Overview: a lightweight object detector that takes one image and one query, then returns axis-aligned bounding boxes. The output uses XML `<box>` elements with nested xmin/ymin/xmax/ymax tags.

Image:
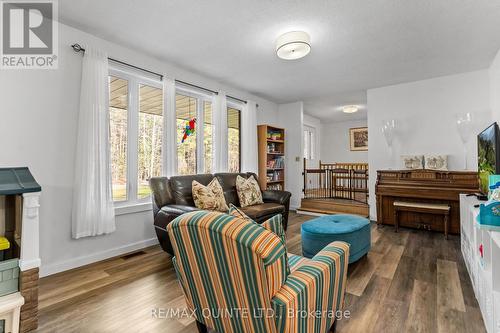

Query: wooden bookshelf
<box><xmin>257</xmin><ymin>125</ymin><xmax>285</xmax><ymax>191</ymax></box>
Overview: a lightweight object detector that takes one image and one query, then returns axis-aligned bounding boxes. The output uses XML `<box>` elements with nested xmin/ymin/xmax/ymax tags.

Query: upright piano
<box><xmin>375</xmin><ymin>169</ymin><xmax>479</xmax><ymax>234</ymax></box>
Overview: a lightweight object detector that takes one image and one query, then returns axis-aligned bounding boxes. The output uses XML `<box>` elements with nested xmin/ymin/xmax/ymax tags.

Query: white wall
<box><xmin>303</xmin><ymin>114</ymin><xmax>322</xmax><ymax>168</ymax></box>
<box><xmin>367</xmin><ymin>70</ymin><xmax>491</xmax><ymax>219</ymax></box>
<box><xmin>0</xmin><ymin>23</ymin><xmax>278</xmax><ymax>276</ymax></box>
<box><xmin>257</xmin><ymin>106</ymin><xmax>279</xmax><ymax>126</ymax></box>
<box><xmin>278</xmin><ymin>102</ymin><xmax>304</xmax><ymax>209</ymax></box>
<box><xmin>321</xmin><ymin>119</ymin><xmax>368</xmax><ymax>164</ymax></box>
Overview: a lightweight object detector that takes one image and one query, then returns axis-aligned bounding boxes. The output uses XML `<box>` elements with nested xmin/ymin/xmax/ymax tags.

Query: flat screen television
<box><xmin>478</xmin><ymin>122</ymin><xmax>500</xmax><ymax>195</ymax></box>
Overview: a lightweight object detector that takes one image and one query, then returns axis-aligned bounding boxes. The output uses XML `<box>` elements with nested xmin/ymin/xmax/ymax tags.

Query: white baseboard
<box><xmin>295</xmin><ymin>210</ymin><xmax>327</xmax><ymax>217</ymax></box>
<box><xmin>39</xmin><ymin>237</ymin><xmax>159</xmax><ymax>277</ymax></box>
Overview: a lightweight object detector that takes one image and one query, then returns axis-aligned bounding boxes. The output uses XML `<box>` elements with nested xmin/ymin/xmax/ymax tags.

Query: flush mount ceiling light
<box><xmin>276</xmin><ymin>31</ymin><xmax>311</xmax><ymax>60</ymax></box>
<box><xmin>343</xmin><ymin>105</ymin><xmax>359</xmax><ymax>114</ymax></box>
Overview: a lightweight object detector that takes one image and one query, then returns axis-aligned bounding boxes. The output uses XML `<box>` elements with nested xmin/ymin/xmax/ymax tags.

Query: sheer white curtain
<box><xmin>163</xmin><ymin>78</ymin><xmax>177</xmax><ymax>177</ymax></box>
<box><xmin>241</xmin><ymin>101</ymin><xmax>258</xmax><ymax>173</ymax></box>
<box><xmin>214</xmin><ymin>92</ymin><xmax>228</xmax><ymax>173</ymax></box>
<box><xmin>72</xmin><ymin>46</ymin><xmax>116</xmax><ymax>239</ymax></box>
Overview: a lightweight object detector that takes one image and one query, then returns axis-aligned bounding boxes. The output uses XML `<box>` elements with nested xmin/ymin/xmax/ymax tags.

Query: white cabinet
<box><xmin>460</xmin><ymin>194</ymin><xmax>500</xmax><ymax>333</ymax></box>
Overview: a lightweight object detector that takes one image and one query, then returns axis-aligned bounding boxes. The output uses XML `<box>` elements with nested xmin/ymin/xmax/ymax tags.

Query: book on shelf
<box><xmin>267</xmin><ymin>156</ymin><xmax>285</xmax><ymax>169</ymax></box>
<box><xmin>258</xmin><ymin>124</ymin><xmax>285</xmax><ymax>191</ymax></box>
<box><xmin>267</xmin><ymin>183</ymin><xmax>283</xmax><ymax>191</ymax></box>
<box><xmin>266</xmin><ymin>142</ymin><xmax>283</xmax><ymax>153</ymax></box>
<box><xmin>266</xmin><ymin>170</ymin><xmax>283</xmax><ymax>182</ymax></box>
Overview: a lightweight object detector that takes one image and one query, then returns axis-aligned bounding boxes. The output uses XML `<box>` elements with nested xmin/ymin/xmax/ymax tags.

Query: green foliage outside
<box><xmin>109</xmin><ymin>98</ymin><xmax>240</xmax><ymax>201</ymax></box>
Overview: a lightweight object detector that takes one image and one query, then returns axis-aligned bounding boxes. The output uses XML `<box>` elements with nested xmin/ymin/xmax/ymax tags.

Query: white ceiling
<box><xmin>304</xmin><ymin>91</ymin><xmax>368</xmax><ymax>122</ymax></box>
<box><xmin>60</xmin><ymin>0</ymin><xmax>500</xmax><ymax>121</ymax></box>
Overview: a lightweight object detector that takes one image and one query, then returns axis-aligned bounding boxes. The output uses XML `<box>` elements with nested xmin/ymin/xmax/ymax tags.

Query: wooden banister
<box><xmin>320</xmin><ymin>162</ymin><xmax>368</xmax><ymax>171</ymax></box>
<box><xmin>303</xmin><ymin>159</ymin><xmax>369</xmax><ymax>203</ymax></box>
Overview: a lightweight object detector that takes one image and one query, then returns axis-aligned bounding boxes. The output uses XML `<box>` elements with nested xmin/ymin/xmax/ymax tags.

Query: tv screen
<box><xmin>478</xmin><ymin>122</ymin><xmax>500</xmax><ymax>194</ymax></box>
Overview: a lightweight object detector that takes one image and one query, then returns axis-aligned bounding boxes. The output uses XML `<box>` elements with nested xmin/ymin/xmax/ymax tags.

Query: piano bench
<box><xmin>393</xmin><ymin>201</ymin><xmax>451</xmax><ymax>239</ymax></box>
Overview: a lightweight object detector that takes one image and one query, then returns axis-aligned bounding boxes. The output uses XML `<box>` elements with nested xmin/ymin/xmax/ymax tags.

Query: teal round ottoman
<box><xmin>301</xmin><ymin>214</ymin><xmax>371</xmax><ymax>263</ymax></box>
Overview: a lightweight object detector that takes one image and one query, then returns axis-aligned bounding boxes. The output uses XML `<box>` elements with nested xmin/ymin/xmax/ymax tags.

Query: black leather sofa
<box><xmin>150</xmin><ymin>172</ymin><xmax>291</xmax><ymax>255</ymax></box>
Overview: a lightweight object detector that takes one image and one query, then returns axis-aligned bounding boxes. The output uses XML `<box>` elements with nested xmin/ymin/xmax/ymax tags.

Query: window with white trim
<box><xmin>175</xmin><ymin>89</ymin><xmax>214</xmax><ymax>175</ymax></box>
<box><xmin>303</xmin><ymin>125</ymin><xmax>316</xmax><ymax>160</ymax></box>
<box><xmin>227</xmin><ymin>106</ymin><xmax>241</xmax><ymax>173</ymax></box>
<box><xmin>109</xmin><ymin>69</ymin><xmax>163</xmax><ymax>203</ymax></box>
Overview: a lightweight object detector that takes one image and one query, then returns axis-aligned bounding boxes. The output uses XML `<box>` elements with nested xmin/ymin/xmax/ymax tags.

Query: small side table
<box><xmin>0</xmin><ymin>292</ymin><xmax>24</xmax><ymax>333</ymax></box>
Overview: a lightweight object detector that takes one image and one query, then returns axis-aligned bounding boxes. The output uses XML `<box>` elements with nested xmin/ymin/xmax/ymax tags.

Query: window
<box><xmin>204</xmin><ymin>101</ymin><xmax>213</xmax><ymax>173</ymax></box>
<box><xmin>108</xmin><ymin>71</ymin><xmax>245</xmax><ymax>205</ymax></box>
<box><xmin>304</xmin><ymin>125</ymin><xmax>316</xmax><ymax>160</ymax></box>
<box><xmin>109</xmin><ymin>76</ymin><xmax>129</xmax><ymax>201</ymax></box>
<box><xmin>137</xmin><ymin>84</ymin><xmax>163</xmax><ymax>198</ymax></box>
<box><xmin>176</xmin><ymin>94</ymin><xmax>197</xmax><ymax>175</ymax></box>
<box><xmin>227</xmin><ymin>107</ymin><xmax>241</xmax><ymax>172</ymax></box>
<box><xmin>175</xmin><ymin>91</ymin><xmax>214</xmax><ymax>175</ymax></box>
<box><xmin>108</xmin><ymin>70</ymin><xmax>163</xmax><ymax>204</ymax></box>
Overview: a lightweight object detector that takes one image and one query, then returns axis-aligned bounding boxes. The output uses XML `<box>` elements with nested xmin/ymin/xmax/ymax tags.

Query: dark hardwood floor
<box><xmin>37</xmin><ymin>212</ymin><xmax>485</xmax><ymax>333</ymax></box>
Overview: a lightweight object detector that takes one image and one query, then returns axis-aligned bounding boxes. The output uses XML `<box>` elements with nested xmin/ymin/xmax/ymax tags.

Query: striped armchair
<box><xmin>167</xmin><ymin>210</ymin><xmax>349</xmax><ymax>333</ymax></box>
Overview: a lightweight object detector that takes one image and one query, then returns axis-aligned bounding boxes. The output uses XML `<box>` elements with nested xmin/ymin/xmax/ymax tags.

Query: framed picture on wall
<box><xmin>349</xmin><ymin>127</ymin><xmax>368</xmax><ymax>151</ymax></box>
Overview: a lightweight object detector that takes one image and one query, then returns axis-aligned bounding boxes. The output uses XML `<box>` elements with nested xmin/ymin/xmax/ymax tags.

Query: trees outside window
<box><xmin>227</xmin><ymin>107</ymin><xmax>241</xmax><ymax>173</ymax></box>
<box><xmin>176</xmin><ymin>92</ymin><xmax>214</xmax><ymax>175</ymax></box>
<box><xmin>109</xmin><ymin>76</ymin><xmax>128</xmax><ymax>201</ymax></box>
<box><xmin>176</xmin><ymin>94</ymin><xmax>197</xmax><ymax>175</ymax></box>
<box><xmin>109</xmin><ymin>73</ymin><xmax>243</xmax><ymax>205</ymax></box>
<box><xmin>138</xmin><ymin>84</ymin><xmax>163</xmax><ymax>198</ymax></box>
<box><xmin>108</xmin><ymin>71</ymin><xmax>163</xmax><ymax>204</ymax></box>
<box><xmin>204</xmin><ymin>101</ymin><xmax>213</xmax><ymax>174</ymax></box>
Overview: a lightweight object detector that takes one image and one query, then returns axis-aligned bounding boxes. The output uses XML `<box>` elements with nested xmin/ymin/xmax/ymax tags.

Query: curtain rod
<box><xmin>71</xmin><ymin>43</ymin><xmax>256</xmax><ymax>107</ymax></box>
<box><xmin>227</xmin><ymin>95</ymin><xmax>248</xmax><ymax>104</ymax></box>
<box><xmin>175</xmin><ymin>79</ymin><xmax>218</xmax><ymax>95</ymax></box>
<box><xmin>71</xmin><ymin>43</ymin><xmax>164</xmax><ymax>80</ymax></box>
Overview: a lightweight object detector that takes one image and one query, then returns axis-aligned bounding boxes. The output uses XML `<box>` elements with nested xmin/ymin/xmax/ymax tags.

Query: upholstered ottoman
<box><xmin>301</xmin><ymin>214</ymin><xmax>371</xmax><ymax>263</ymax></box>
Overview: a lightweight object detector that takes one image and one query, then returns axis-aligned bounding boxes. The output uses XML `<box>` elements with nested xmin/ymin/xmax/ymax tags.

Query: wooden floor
<box><xmin>37</xmin><ymin>213</ymin><xmax>485</xmax><ymax>333</ymax></box>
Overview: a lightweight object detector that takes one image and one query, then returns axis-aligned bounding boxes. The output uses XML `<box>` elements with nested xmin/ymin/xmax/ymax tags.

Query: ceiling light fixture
<box><xmin>343</xmin><ymin>105</ymin><xmax>359</xmax><ymax>114</ymax></box>
<box><xmin>276</xmin><ymin>31</ymin><xmax>311</xmax><ymax>60</ymax></box>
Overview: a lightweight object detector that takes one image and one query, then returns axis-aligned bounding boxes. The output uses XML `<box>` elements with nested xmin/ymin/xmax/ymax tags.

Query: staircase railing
<box><xmin>303</xmin><ymin>159</ymin><xmax>369</xmax><ymax>203</ymax></box>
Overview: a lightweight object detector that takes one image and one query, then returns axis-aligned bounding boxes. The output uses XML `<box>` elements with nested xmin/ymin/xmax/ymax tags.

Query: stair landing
<box><xmin>298</xmin><ymin>198</ymin><xmax>369</xmax><ymax>217</ymax></box>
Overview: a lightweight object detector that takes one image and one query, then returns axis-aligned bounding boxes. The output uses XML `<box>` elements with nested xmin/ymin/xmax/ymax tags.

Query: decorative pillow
<box><xmin>228</xmin><ymin>204</ymin><xmax>286</xmax><ymax>245</ymax></box>
<box><xmin>401</xmin><ymin>155</ymin><xmax>424</xmax><ymax>169</ymax></box>
<box><xmin>192</xmin><ymin>178</ymin><xmax>229</xmax><ymax>212</ymax></box>
<box><xmin>425</xmin><ymin>155</ymin><xmax>448</xmax><ymax>171</ymax></box>
<box><xmin>235</xmin><ymin>175</ymin><xmax>263</xmax><ymax>207</ymax></box>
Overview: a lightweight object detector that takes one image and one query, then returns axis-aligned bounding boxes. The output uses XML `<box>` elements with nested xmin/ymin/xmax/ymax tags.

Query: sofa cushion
<box><xmin>169</xmin><ymin>174</ymin><xmax>214</xmax><ymax>206</ymax></box>
<box><xmin>214</xmin><ymin>172</ymin><xmax>254</xmax><ymax>206</ymax></box>
<box><xmin>192</xmin><ymin>178</ymin><xmax>229</xmax><ymax>212</ymax></box>
<box><xmin>239</xmin><ymin>202</ymin><xmax>285</xmax><ymax>220</ymax></box>
<box><xmin>236</xmin><ymin>175</ymin><xmax>264</xmax><ymax>207</ymax></box>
